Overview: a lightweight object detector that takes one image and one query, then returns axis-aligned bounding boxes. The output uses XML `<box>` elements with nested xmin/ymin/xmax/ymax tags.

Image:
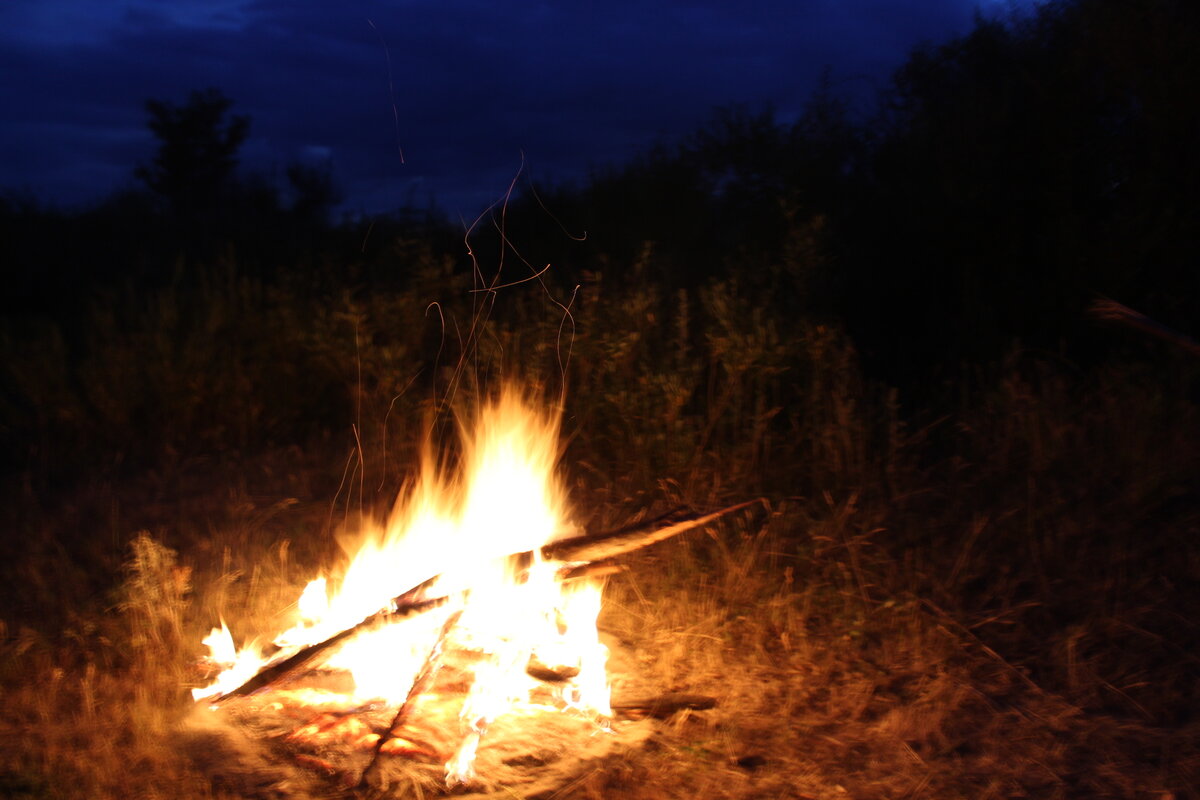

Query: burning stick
<box><xmin>358</xmin><ymin>607</ymin><xmax>465</xmax><ymax>788</ymax></box>
<box><xmin>542</xmin><ymin>499</ymin><xmax>762</xmax><ymax>564</ymax></box>
<box><xmin>209</xmin><ymin>596</ymin><xmax>450</xmax><ymax>702</ymax></box>
<box><xmin>206</xmin><ymin>499</ymin><xmax>761</xmax><ymax>704</ymax></box>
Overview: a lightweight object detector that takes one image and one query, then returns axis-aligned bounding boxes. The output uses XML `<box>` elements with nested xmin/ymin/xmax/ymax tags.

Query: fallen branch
<box><xmin>207</xmin><ymin>499</ymin><xmax>762</xmax><ymax>704</ymax></box>
<box><xmin>1089</xmin><ymin>296</ymin><xmax>1200</xmax><ymax>358</ymax></box>
<box><xmin>611</xmin><ymin>692</ymin><xmax>718</xmax><ymax>719</ymax></box>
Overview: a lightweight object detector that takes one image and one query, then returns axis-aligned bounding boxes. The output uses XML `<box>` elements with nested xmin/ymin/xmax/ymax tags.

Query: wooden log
<box><xmin>611</xmin><ymin>692</ymin><xmax>718</xmax><ymax>718</ymax></box>
<box><xmin>206</xmin><ymin>499</ymin><xmax>761</xmax><ymax>704</ymax></box>
<box><xmin>558</xmin><ymin>559</ymin><xmax>626</xmax><ymax>583</ymax></box>
<box><xmin>363</xmin><ymin>500</ymin><xmax>762</xmax><ymax>605</ymax></box>
<box><xmin>543</xmin><ymin>499</ymin><xmax>762</xmax><ymax>564</ymax></box>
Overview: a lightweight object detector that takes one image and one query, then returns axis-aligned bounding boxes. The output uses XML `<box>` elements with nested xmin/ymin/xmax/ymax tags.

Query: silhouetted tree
<box><xmin>835</xmin><ymin>0</ymin><xmax>1200</xmax><ymax>384</ymax></box>
<box><xmin>135</xmin><ymin>88</ymin><xmax>250</xmax><ymax>218</ymax></box>
<box><xmin>286</xmin><ymin>160</ymin><xmax>342</xmax><ymax>225</ymax></box>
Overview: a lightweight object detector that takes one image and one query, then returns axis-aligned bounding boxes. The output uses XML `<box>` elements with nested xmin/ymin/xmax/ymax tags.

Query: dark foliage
<box><xmin>843</xmin><ymin>0</ymin><xmax>1200</xmax><ymax>384</ymax></box>
<box><xmin>2</xmin><ymin>0</ymin><xmax>1199</xmax><ymax>467</ymax></box>
<box><xmin>476</xmin><ymin>0</ymin><xmax>1200</xmax><ymax>393</ymax></box>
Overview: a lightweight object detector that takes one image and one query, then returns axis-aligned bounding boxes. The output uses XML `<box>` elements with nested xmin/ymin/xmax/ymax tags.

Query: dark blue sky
<box><xmin>0</xmin><ymin>1</ymin><xmax>1028</xmax><ymax>220</ymax></box>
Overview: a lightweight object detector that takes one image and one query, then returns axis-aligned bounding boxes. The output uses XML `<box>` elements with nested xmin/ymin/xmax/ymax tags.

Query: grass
<box><xmin>1</xmin><ymin>254</ymin><xmax>1198</xmax><ymax>798</ymax></box>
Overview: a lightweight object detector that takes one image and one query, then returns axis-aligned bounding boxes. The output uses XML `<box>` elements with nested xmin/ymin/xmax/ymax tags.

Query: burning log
<box><xmin>558</xmin><ymin>559</ymin><xmax>626</xmax><ymax>583</ymax></box>
<box><xmin>211</xmin><ymin>596</ymin><xmax>450</xmax><ymax>702</ymax></box>
<box><xmin>359</xmin><ymin>608</ymin><xmax>465</xmax><ymax>788</ymax></box>
<box><xmin>542</xmin><ymin>499</ymin><xmax>762</xmax><ymax>564</ymax></box>
<box><xmin>208</xmin><ymin>499</ymin><xmax>760</xmax><ymax>704</ymax></box>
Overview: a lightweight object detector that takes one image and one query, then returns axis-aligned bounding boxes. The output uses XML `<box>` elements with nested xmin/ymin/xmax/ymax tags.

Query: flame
<box><xmin>192</xmin><ymin>621</ymin><xmax>270</xmax><ymax>702</ymax></box>
<box><xmin>193</xmin><ymin>386</ymin><xmax>611</xmax><ymax>781</ymax></box>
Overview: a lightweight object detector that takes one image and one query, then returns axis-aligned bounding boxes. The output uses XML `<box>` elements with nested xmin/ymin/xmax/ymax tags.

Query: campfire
<box><xmin>190</xmin><ymin>386</ymin><xmax>751</xmax><ymax>792</ymax></box>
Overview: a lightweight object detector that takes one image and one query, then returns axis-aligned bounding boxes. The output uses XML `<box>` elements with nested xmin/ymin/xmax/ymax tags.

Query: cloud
<box><xmin>0</xmin><ymin>0</ymin><xmax>1006</xmax><ymax>215</ymax></box>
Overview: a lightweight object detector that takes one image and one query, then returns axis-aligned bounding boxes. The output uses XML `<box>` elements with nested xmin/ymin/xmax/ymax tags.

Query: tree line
<box><xmin>2</xmin><ymin>0</ymin><xmax>1197</xmax><ymax>389</ymax></box>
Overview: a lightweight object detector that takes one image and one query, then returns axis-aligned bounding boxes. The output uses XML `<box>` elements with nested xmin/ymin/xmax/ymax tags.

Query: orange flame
<box><xmin>193</xmin><ymin>386</ymin><xmax>610</xmax><ymax>782</ymax></box>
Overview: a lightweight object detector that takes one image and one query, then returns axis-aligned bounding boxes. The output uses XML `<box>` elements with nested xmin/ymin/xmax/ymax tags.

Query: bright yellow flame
<box><xmin>191</xmin><ymin>621</ymin><xmax>269</xmax><ymax>702</ymax></box>
<box><xmin>556</xmin><ymin>579</ymin><xmax>612</xmax><ymax>717</ymax></box>
<box><xmin>192</xmin><ymin>386</ymin><xmax>611</xmax><ymax>779</ymax></box>
<box><xmin>296</xmin><ymin>577</ymin><xmax>328</xmax><ymax>623</ymax></box>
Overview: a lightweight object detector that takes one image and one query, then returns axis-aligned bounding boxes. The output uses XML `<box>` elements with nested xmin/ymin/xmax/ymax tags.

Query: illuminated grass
<box><xmin>1</xmin><ymin>261</ymin><xmax>1197</xmax><ymax>797</ymax></box>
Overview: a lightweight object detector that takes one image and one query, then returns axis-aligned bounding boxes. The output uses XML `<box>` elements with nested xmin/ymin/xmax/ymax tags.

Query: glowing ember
<box><xmin>193</xmin><ymin>387</ymin><xmax>611</xmax><ymax>784</ymax></box>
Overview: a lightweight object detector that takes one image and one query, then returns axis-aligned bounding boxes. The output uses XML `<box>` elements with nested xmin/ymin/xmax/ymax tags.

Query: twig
<box><xmin>920</xmin><ymin>598</ymin><xmax>1048</xmax><ymax>697</ymax></box>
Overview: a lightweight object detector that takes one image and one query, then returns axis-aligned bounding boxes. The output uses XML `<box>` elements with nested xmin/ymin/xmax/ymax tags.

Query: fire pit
<box><xmin>188</xmin><ymin>633</ymin><xmax>658</xmax><ymax>797</ymax></box>
<box><xmin>186</xmin><ymin>387</ymin><xmax>750</xmax><ymax>795</ymax></box>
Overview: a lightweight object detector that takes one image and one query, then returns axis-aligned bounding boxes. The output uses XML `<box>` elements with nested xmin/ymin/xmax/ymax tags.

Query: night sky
<box><xmin>2</xmin><ymin>1</ymin><xmax>1025</xmax><ymax>220</ymax></box>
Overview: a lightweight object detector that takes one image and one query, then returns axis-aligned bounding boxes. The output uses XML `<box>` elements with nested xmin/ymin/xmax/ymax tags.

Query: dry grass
<box><xmin>1</xmin><ymin>261</ymin><xmax>1198</xmax><ymax>798</ymax></box>
<box><xmin>2</xmin><ymin>461</ymin><xmax>1195</xmax><ymax>799</ymax></box>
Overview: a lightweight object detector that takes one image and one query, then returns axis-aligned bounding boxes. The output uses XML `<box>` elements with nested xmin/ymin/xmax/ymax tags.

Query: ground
<box><xmin>1</xmin><ymin>446</ymin><xmax>1194</xmax><ymax>799</ymax></box>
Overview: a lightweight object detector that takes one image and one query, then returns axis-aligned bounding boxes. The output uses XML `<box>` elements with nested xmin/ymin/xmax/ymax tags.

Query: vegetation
<box><xmin>1</xmin><ymin>0</ymin><xmax>1198</xmax><ymax>797</ymax></box>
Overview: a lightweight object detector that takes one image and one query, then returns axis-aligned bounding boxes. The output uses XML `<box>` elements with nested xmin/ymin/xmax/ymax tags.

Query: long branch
<box><xmin>210</xmin><ymin>596</ymin><xmax>449</xmax><ymax>702</ymax></box>
<box><xmin>206</xmin><ymin>499</ymin><xmax>761</xmax><ymax>704</ymax></box>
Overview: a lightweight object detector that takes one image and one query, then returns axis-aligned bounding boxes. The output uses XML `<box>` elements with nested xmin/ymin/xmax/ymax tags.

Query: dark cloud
<box><xmin>0</xmin><ymin>1</ymin><xmax>1029</xmax><ymax>218</ymax></box>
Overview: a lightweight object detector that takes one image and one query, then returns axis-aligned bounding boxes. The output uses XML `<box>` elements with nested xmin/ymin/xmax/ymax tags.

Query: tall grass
<box><xmin>1</xmin><ymin>249</ymin><xmax>1197</xmax><ymax>797</ymax></box>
